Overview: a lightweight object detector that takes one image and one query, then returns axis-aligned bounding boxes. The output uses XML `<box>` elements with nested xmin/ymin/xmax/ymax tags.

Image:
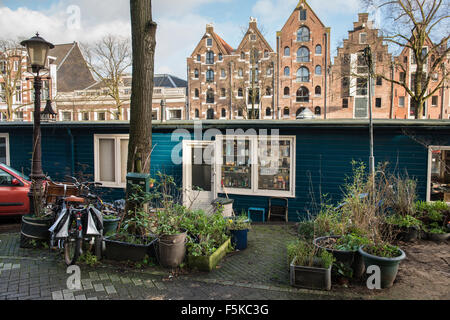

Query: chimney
<box><xmin>206</xmin><ymin>23</ymin><xmax>214</xmax><ymax>34</ymax></box>
<box><xmin>358</xmin><ymin>13</ymin><xmax>369</xmax><ymax>23</ymax></box>
<box><xmin>249</xmin><ymin>17</ymin><xmax>258</xmax><ymax>29</ymax></box>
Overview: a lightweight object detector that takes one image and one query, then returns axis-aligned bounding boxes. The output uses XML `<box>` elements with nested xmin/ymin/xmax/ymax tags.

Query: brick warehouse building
<box><xmin>187</xmin><ymin>0</ymin><xmax>449</xmax><ymax>120</ymax></box>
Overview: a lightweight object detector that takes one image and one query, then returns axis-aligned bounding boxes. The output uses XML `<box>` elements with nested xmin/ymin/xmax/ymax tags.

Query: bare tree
<box><xmin>82</xmin><ymin>35</ymin><xmax>132</xmax><ymax>120</ymax></box>
<box><xmin>362</xmin><ymin>0</ymin><xmax>450</xmax><ymax>119</ymax></box>
<box><xmin>0</xmin><ymin>40</ymin><xmax>34</xmax><ymax>121</ymax></box>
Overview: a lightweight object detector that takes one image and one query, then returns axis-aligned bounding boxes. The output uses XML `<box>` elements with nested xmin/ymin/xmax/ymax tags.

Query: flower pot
<box><xmin>391</xmin><ymin>225</ymin><xmax>419</xmax><ymax>242</ymax></box>
<box><xmin>158</xmin><ymin>231</ymin><xmax>187</xmax><ymax>268</ymax></box>
<box><xmin>20</xmin><ymin>215</ymin><xmax>54</xmax><ymax>248</ymax></box>
<box><xmin>313</xmin><ymin>236</ymin><xmax>365</xmax><ymax>279</ymax></box>
<box><xmin>188</xmin><ymin>238</ymin><xmax>231</xmax><ymax>272</ymax></box>
<box><xmin>102</xmin><ymin>217</ymin><xmax>120</xmax><ymax>236</ymax></box>
<box><xmin>290</xmin><ymin>257</ymin><xmax>332</xmax><ymax>291</ymax></box>
<box><xmin>230</xmin><ymin>229</ymin><xmax>249</xmax><ymax>251</ymax></box>
<box><xmin>425</xmin><ymin>232</ymin><xmax>450</xmax><ymax>242</ymax></box>
<box><xmin>358</xmin><ymin>245</ymin><xmax>406</xmax><ymax>289</ymax></box>
<box><xmin>103</xmin><ymin>235</ymin><xmax>157</xmax><ymax>262</ymax></box>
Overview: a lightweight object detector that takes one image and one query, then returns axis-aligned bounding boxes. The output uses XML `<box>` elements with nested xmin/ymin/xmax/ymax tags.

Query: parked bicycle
<box><xmin>49</xmin><ymin>177</ymin><xmax>106</xmax><ymax>266</ymax></box>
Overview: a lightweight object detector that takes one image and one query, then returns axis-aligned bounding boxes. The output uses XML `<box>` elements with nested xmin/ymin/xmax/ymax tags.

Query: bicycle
<box><xmin>49</xmin><ymin>178</ymin><xmax>106</xmax><ymax>266</ymax></box>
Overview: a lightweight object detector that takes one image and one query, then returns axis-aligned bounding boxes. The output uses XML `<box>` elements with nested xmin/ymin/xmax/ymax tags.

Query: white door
<box><xmin>183</xmin><ymin>140</ymin><xmax>216</xmax><ymax>214</ymax></box>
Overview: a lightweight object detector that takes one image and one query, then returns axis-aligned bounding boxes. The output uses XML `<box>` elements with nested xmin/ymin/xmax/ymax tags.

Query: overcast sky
<box><xmin>0</xmin><ymin>0</ymin><xmax>381</xmax><ymax>79</ymax></box>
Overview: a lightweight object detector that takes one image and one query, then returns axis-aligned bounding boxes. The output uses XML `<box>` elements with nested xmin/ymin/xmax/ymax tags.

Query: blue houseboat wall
<box><xmin>1</xmin><ymin>120</ymin><xmax>449</xmax><ymax>221</ymax></box>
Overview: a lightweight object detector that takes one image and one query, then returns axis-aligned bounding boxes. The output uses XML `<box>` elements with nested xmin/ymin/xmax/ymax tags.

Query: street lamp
<box><xmin>21</xmin><ymin>33</ymin><xmax>54</xmax><ymax>217</ymax></box>
<box><xmin>42</xmin><ymin>99</ymin><xmax>57</xmax><ymax>122</ymax></box>
<box><xmin>160</xmin><ymin>99</ymin><xmax>166</xmax><ymax>122</ymax></box>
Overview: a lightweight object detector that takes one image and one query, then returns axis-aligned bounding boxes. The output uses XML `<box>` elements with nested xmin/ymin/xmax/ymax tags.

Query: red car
<box><xmin>0</xmin><ymin>163</ymin><xmax>31</xmax><ymax>216</ymax></box>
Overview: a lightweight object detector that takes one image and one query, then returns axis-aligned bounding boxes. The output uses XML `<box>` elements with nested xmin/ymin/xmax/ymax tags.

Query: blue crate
<box><xmin>248</xmin><ymin>207</ymin><xmax>265</xmax><ymax>222</ymax></box>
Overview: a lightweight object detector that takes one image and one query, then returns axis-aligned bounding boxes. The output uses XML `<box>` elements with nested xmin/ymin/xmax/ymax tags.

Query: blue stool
<box><xmin>248</xmin><ymin>207</ymin><xmax>265</xmax><ymax>222</ymax></box>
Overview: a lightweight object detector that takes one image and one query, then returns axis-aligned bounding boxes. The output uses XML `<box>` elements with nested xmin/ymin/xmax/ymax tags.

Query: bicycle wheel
<box><xmin>64</xmin><ymin>237</ymin><xmax>82</xmax><ymax>266</ymax></box>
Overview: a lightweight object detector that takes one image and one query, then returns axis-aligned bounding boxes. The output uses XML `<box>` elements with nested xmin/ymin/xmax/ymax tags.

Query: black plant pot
<box><xmin>314</xmin><ymin>236</ymin><xmax>365</xmax><ymax>279</ymax></box>
<box><xmin>103</xmin><ymin>235</ymin><xmax>157</xmax><ymax>262</ymax></box>
<box><xmin>20</xmin><ymin>215</ymin><xmax>54</xmax><ymax>248</ymax></box>
<box><xmin>102</xmin><ymin>217</ymin><xmax>120</xmax><ymax>236</ymax></box>
<box><xmin>396</xmin><ymin>226</ymin><xmax>420</xmax><ymax>242</ymax></box>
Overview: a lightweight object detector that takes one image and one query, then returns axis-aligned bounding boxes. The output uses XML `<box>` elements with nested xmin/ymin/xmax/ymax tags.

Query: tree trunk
<box><xmin>127</xmin><ymin>0</ymin><xmax>157</xmax><ymax>175</ymax></box>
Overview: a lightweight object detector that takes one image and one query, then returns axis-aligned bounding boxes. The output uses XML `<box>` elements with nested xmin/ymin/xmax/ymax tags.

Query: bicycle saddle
<box><xmin>64</xmin><ymin>196</ymin><xmax>86</xmax><ymax>203</ymax></box>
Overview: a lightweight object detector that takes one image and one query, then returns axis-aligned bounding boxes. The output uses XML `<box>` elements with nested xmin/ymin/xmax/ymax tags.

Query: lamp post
<box><xmin>21</xmin><ymin>33</ymin><xmax>54</xmax><ymax>217</ymax></box>
<box><xmin>160</xmin><ymin>99</ymin><xmax>166</xmax><ymax>122</ymax></box>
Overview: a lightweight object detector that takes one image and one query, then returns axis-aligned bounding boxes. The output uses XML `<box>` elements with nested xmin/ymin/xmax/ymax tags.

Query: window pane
<box><xmin>222</xmin><ymin>139</ymin><xmax>251</xmax><ymax>189</ymax></box>
<box><xmin>120</xmin><ymin>139</ymin><xmax>129</xmax><ymax>184</ymax></box>
<box><xmin>430</xmin><ymin>149</ymin><xmax>450</xmax><ymax>202</ymax></box>
<box><xmin>258</xmin><ymin>139</ymin><xmax>290</xmax><ymax>191</ymax></box>
<box><xmin>192</xmin><ymin>146</ymin><xmax>211</xmax><ymax>192</ymax></box>
<box><xmin>99</xmin><ymin>139</ymin><xmax>116</xmax><ymax>182</ymax></box>
<box><xmin>0</xmin><ymin>168</ymin><xmax>14</xmax><ymax>186</ymax></box>
<box><xmin>0</xmin><ymin>137</ymin><xmax>6</xmax><ymax>164</ymax></box>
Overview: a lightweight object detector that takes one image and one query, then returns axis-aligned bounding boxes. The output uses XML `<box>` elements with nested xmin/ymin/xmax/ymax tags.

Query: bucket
<box><xmin>230</xmin><ymin>229</ymin><xmax>249</xmax><ymax>250</ymax></box>
<box><xmin>158</xmin><ymin>231</ymin><xmax>187</xmax><ymax>268</ymax></box>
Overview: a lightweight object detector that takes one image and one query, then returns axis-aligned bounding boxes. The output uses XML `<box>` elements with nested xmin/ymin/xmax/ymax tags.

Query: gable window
<box><xmin>206</xmin><ymin>38</ymin><xmax>213</xmax><ymax>47</ymax></box>
<box><xmin>359</xmin><ymin>33</ymin><xmax>367</xmax><ymax>44</ymax></box>
<box><xmin>240</xmin><ymin>52</ymin><xmax>245</xmax><ymax>60</ymax></box>
<box><xmin>284</xmin><ymin>47</ymin><xmax>290</xmax><ymax>56</ymax></box>
<box><xmin>250</xmin><ymin>34</ymin><xmax>257</xmax><ymax>41</ymax></box>
<box><xmin>297</xmin><ymin>47</ymin><xmax>309</xmax><ymax>62</ymax></box>
<box><xmin>296</xmin><ymin>67</ymin><xmax>310</xmax><ymax>82</ymax></box>
<box><xmin>206</xmin><ymin>69</ymin><xmax>214</xmax><ymax>82</ymax></box>
<box><xmin>206</xmin><ymin>51</ymin><xmax>214</xmax><ymax>65</ymax></box>
<box><xmin>315</xmin><ymin>45</ymin><xmax>322</xmax><ymax>55</ymax></box>
<box><xmin>297</xmin><ymin>27</ymin><xmax>310</xmax><ymax>42</ymax></box>
<box><xmin>218</xmin><ymin>53</ymin><xmax>223</xmax><ymax>61</ymax></box>
<box><xmin>94</xmin><ymin>134</ymin><xmax>129</xmax><ymax>188</ymax></box>
<box><xmin>197</xmin><ymin>54</ymin><xmax>201</xmax><ymax>62</ymax></box>
<box><xmin>194</xmin><ymin>69</ymin><xmax>199</xmax><ymax>79</ymax></box>
<box><xmin>264</xmin><ymin>50</ymin><xmax>269</xmax><ymax>59</ymax></box>
<box><xmin>299</xmin><ymin>9</ymin><xmax>307</xmax><ymax>21</ymax></box>
<box><xmin>296</xmin><ymin>87</ymin><xmax>309</xmax><ymax>102</ymax></box>
<box><xmin>0</xmin><ymin>133</ymin><xmax>10</xmax><ymax>165</ymax></box>
<box><xmin>356</xmin><ymin>78</ymin><xmax>368</xmax><ymax>96</ymax></box>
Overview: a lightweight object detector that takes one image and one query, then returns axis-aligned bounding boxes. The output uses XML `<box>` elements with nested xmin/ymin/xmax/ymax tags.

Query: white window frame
<box><xmin>94</xmin><ymin>134</ymin><xmax>129</xmax><ymax>188</ymax></box>
<box><xmin>215</xmin><ymin>135</ymin><xmax>296</xmax><ymax>198</ymax></box>
<box><xmin>0</xmin><ymin>133</ymin><xmax>10</xmax><ymax>165</ymax></box>
<box><xmin>427</xmin><ymin>145</ymin><xmax>450</xmax><ymax>203</ymax></box>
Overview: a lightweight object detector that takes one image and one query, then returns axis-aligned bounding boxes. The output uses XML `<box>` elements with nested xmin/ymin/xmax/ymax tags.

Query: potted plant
<box><xmin>358</xmin><ymin>243</ymin><xmax>406</xmax><ymax>288</ymax></box>
<box><xmin>185</xmin><ymin>210</ymin><xmax>231</xmax><ymax>272</ymax></box>
<box><xmin>385</xmin><ymin>214</ymin><xmax>423</xmax><ymax>242</ymax></box>
<box><xmin>416</xmin><ymin>201</ymin><xmax>450</xmax><ymax>241</ymax></box>
<box><xmin>287</xmin><ymin>240</ymin><xmax>335</xmax><ymax>291</ymax></box>
<box><xmin>102</xmin><ymin>213</ymin><xmax>121</xmax><ymax>236</ymax></box>
<box><xmin>226</xmin><ymin>214</ymin><xmax>251</xmax><ymax>251</ymax></box>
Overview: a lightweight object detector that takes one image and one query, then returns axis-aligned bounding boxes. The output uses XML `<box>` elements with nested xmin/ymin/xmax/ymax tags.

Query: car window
<box><xmin>0</xmin><ymin>168</ymin><xmax>14</xmax><ymax>186</ymax></box>
<box><xmin>1</xmin><ymin>165</ymin><xmax>30</xmax><ymax>181</ymax></box>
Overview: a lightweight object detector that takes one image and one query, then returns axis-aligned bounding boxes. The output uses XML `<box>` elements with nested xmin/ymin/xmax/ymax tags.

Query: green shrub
<box><xmin>334</xmin><ymin>233</ymin><xmax>372</xmax><ymax>251</ymax></box>
<box><xmin>287</xmin><ymin>240</ymin><xmax>335</xmax><ymax>269</ymax></box>
<box><xmin>385</xmin><ymin>214</ymin><xmax>423</xmax><ymax>228</ymax></box>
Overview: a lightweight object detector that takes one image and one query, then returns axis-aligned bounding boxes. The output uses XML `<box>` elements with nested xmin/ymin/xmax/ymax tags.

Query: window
<box><xmin>399</xmin><ymin>96</ymin><xmax>405</xmax><ymax>107</ymax></box>
<box><xmin>217</xmin><ymin>135</ymin><xmax>296</xmax><ymax>198</ymax></box>
<box><xmin>0</xmin><ymin>133</ymin><xmax>9</xmax><ymax>165</ymax></box>
<box><xmin>296</xmin><ymin>67</ymin><xmax>310</xmax><ymax>82</ymax></box>
<box><xmin>315</xmin><ymin>45</ymin><xmax>322</xmax><ymax>55</ymax></box>
<box><xmin>195</xmin><ymin>109</ymin><xmax>200</xmax><ymax>118</ymax></box>
<box><xmin>238</xmin><ymin>88</ymin><xmax>243</xmax><ymax>97</ymax></box>
<box><xmin>428</xmin><ymin>146</ymin><xmax>450</xmax><ymax>202</ymax></box>
<box><xmin>359</xmin><ymin>33</ymin><xmax>367</xmax><ymax>44</ymax></box>
<box><xmin>284</xmin><ymin>47</ymin><xmax>290</xmax><ymax>56</ymax></box>
<box><xmin>284</xmin><ymin>67</ymin><xmax>290</xmax><ymax>76</ymax></box>
<box><xmin>220</xmin><ymin>88</ymin><xmax>226</xmax><ymax>98</ymax></box>
<box><xmin>15</xmin><ymin>86</ymin><xmax>22</xmax><ymax>103</ymax></box>
<box><xmin>297</xmin><ymin>47</ymin><xmax>309</xmax><ymax>62</ymax></box>
<box><xmin>221</xmin><ymin>108</ymin><xmax>226</xmax><ymax>118</ymax></box>
<box><xmin>297</xmin><ymin>27</ymin><xmax>310</xmax><ymax>42</ymax></box>
<box><xmin>266</xmin><ymin>68</ymin><xmax>272</xmax><ymax>76</ymax></box>
<box><xmin>218</xmin><ymin>53</ymin><xmax>223</xmax><ymax>61</ymax></box>
<box><xmin>264</xmin><ymin>50</ymin><xmax>269</xmax><ymax>58</ymax></box>
<box><xmin>240</xmin><ymin>52</ymin><xmax>245</xmax><ymax>60</ymax></box>
<box><xmin>238</xmin><ymin>68</ymin><xmax>243</xmax><ymax>77</ymax></box>
<box><xmin>221</xmin><ymin>69</ymin><xmax>226</xmax><ymax>78</ymax></box>
<box><xmin>377</xmin><ymin>52</ymin><xmax>383</xmax><ymax>62</ymax></box>
<box><xmin>194</xmin><ymin>69</ymin><xmax>199</xmax><ymax>79</ymax></box>
<box><xmin>14</xmin><ymin>111</ymin><xmax>24</xmax><ymax>121</ymax></box>
<box><xmin>61</xmin><ymin>112</ymin><xmax>71</xmax><ymax>121</ymax></box>
<box><xmin>342</xmin><ymin>54</ymin><xmax>350</xmax><ymax>65</ymax></box>
<box><xmin>250</xmin><ymin>34</ymin><xmax>257</xmax><ymax>41</ymax></box>
<box><xmin>206</xmin><ymin>51</ymin><xmax>214</xmax><ymax>64</ymax></box>
<box><xmin>96</xmin><ymin>112</ymin><xmax>106</xmax><ymax>121</ymax></box>
<box><xmin>299</xmin><ymin>9</ymin><xmax>307</xmax><ymax>20</ymax></box>
<box><xmin>94</xmin><ymin>134</ymin><xmax>129</xmax><ymax>187</ymax></box>
<box><xmin>152</xmin><ymin>110</ymin><xmax>158</xmax><ymax>120</ymax></box>
<box><xmin>283</xmin><ymin>107</ymin><xmax>290</xmax><ymax>117</ymax></box>
<box><xmin>168</xmin><ymin>109</ymin><xmax>182</xmax><ymax>120</ymax></box>
<box><xmin>357</xmin><ymin>54</ymin><xmax>368</xmax><ymax>74</ymax></box>
<box><xmin>265</xmin><ymin>87</ymin><xmax>272</xmax><ymax>96</ymax></box>
<box><xmin>265</xmin><ymin>107</ymin><xmax>271</xmax><ymax>117</ymax></box>
<box><xmin>81</xmin><ymin>112</ymin><xmax>90</xmax><ymax>121</ymax></box>
<box><xmin>399</xmin><ymin>72</ymin><xmax>406</xmax><ymax>83</ymax></box>
<box><xmin>0</xmin><ymin>168</ymin><xmax>16</xmax><ymax>186</ymax></box>
<box><xmin>296</xmin><ymin>87</ymin><xmax>309</xmax><ymax>102</ymax></box>
<box><xmin>249</xmin><ymin>67</ymin><xmax>259</xmax><ymax>82</ymax></box>
<box><xmin>315</xmin><ymin>65</ymin><xmax>322</xmax><ymax>75</ymax></box>
<box><xmin>206</xmin><ymin>69</ymin><xmax>214</xmax><ymax>82</ymax></box>
<box><xmin>432</xmin><ymin>96</ymin><xmax>438</xmax><ymax>107</ymax></box>
<box><xmin>376</xmin><ymin>76</ymin><xmax>382</xmax><ymax>86</ymax></box>
<box><xmin>356</xmin><ymin>78</ymin><xmax>368</xmax><ymax>96</ymax></box>
<box><xmin>197</xmin><ymin>54</ymin><xmax>201</xmax><ymax>62</ymax></box>
<box><xmin>194</xmin><ymin>88</ymin><xmax>199</xmax><ymax>98</ymax></box>
<box><xmin>206</xmin><ymin>89</ymin><xmax>215</xmax><ymax>104</ymax></box>
<box><xmin>206</xmin><ymin>38</ymin><xmax>213</xmax><ymax>47</ymax></box>
<box><xmin>315</xmin><ymin>86</ymin><xmax>321</xmax><ymax>96</ymax></box>
<box><xmin>284</xmin><ymin>87</ymin><xmax>290</xmax><ymax>97</ymax></box>
<box><xmin>342</xmin><ymin>98</ymin><xmax>349</xmax><ymax>109</ymax></box>
<box><xmin>375</xmin><ymin>98</ymin><xmax>382</xmax><ymax>108</ymax></box>
<box><xmin>206</xmin><ymin>108</ymin><xmax>214</xmax><ymax>119</ymax></box>
<box><xmin>247</xmin><ymin>88</ymin><xmax>260</xmax><ymax>105</ymax></box>
<box><xmin>314</xmin><ymin>107</ymin><xmax>321</xmax><ymax>115</ymax></box>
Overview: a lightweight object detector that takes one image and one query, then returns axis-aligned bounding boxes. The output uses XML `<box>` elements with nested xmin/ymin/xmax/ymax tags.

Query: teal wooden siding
<box><xmin>2</xmin><ymin>123</ymin><xmax>449</xmax><ymax>221</ymax></box>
